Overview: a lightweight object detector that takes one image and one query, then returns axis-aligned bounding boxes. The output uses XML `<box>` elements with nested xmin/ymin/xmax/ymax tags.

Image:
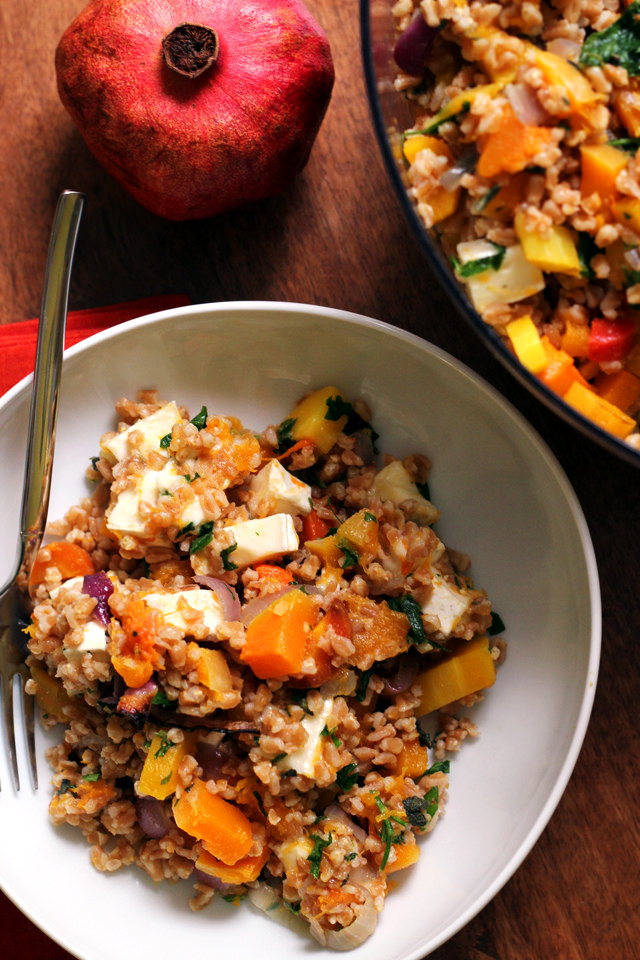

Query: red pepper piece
<box><xmin>587</xmin><ymin>317</ymin><xmax>636</xmax><ymax>364</ymax></box>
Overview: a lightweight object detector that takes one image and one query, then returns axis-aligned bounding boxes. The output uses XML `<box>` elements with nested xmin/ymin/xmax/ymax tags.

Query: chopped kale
<box><xmin>290</xmin><ymin>689</ymin><xmax>312</xmax><ymax>714</ymax></box>
<box><xmin>276</xmin><ymin>417</ymin><xmax>297</xmax><ymax>451</ymax></box>
<box><xmin>452</xmin><ymin>244</ymin><xmax>506</xmax><ymax>278</ymax></box>
<box><xmin>580</xmin><ymin>3</ymin><xmax>640</xmax><ymax>74</ymax></box>
<box><xmin>307</xmin><ymin>832</ymin><xmax>332</xmax><ymax>879</ymax></box>
<box><xmin>402</xmin><ymin>796</ymin><xmax>428</xmax><ymax>829</ymax></box>
<box><xmin>335</xmin><ymin>762</ymin><xmax>359</xmax><ymax>792</ymax></box>
<box><xmin>220</xmin><ymin>542</ymin><xmax>238</xmax><ymax>570</ymax></box>
<box><xmin>608</xmin><ymin>137</ymin><xmax>640</xmax><ymax>153</ymax></box>
<box><xmin>487</xmin><ymin>611</ymin><xmax>506</xmax><ymax>636</ymax></box>
<box><xmin>382</xmin><ymin>594</ymin><xmax>427</xmax><ymax>645</ymax></box>
<box><xmin>190</xmin><ymin>406</ymin><xmax>208</xmax><ymax>430</ymax></box>
<box><xmin>189</xmin><ymin>521</ymin><xmax>214</xmax><ymax>556</ymax></box>
<box><xmin>355</xmin><ymin>667</ymin><xmax>375</xmax><ymax>702</ymax></box>
<box><xmin>425</xmin><ymin>759</ymin><xmax>450</xmax><ymax>775</ymax></box>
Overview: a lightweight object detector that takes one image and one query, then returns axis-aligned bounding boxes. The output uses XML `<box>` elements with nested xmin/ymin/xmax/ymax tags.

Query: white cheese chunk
<box><xmin>249</xmin><ymin>460</ymin><xmax>312</xmax><ymax>517</ymax></box>
<box><xmin>64</xmin><ymin>620</ymin><xmax>110</xmax><ymax>661</ymax></box>
<box><xmin>278</xmin><ymin>696</ymin><xmax>334</xmax><ymax>779</ymax></box>
<box><xmin>101</xmin><ymin>402</ymin><xmax>182</xmax><ymax>464</ymax></box>
<box><xmin>456</xmin><ymin>241</ymin><xmax>545</xmax><ymax>312</ymax></box>
<box><xmin>421</xmin><ymin>576</ymin><xmax>473</xmax><ymax>635</ymax></box>
<box><xmin>48</xmin><ymin>576</ymin><xmax>84</xmax><ymax>603</ymax></box>
<box><xmin>143</xmin><ymin>588</ymin><xmax>225</xmax><ymax>636</ymax></box>
<box><xmin>372</xmin><ymin>460</ymin><xmax>440</xmax><ymax>525</ymax></box>
<box><xmin>106</xmin><ymin>462</ymin><xmax>205</xmax><ymax>540</ymax></box>
<box><xmin>220</xmin><ymin>514</ymin><xmax>299</xmax><ymax>568</ymax></box>
<box><xmin>278</xmin><ymin>837</ymin><xmax>314</xmax><ymax>875</ymax></box>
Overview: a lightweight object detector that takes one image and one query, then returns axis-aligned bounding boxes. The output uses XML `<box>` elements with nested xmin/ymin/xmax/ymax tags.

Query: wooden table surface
<box><xmin>1</xmin><ymin>1</ymin><xmax>639</xmax><ymax>958</ymax></box>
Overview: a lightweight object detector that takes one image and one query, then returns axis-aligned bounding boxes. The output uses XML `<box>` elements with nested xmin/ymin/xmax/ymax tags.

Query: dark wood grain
<box><xmin>1</xmin><ymin>2</ymin><xmax>639</xmax><ymax>959</ymax></box>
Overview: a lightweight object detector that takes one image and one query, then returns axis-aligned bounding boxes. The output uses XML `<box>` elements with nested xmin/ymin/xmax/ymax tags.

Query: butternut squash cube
<box><xmin>336</xmin><ymin>509</ymin><xmax>379</xmax><ymax>555</ymax></box>
<box><xmin>529</xmin><ymin>47</ymin><xmax>600</xmax><ymax>117</ymax></box>
<box><xmin>613</xmin><ymin>197</ymin><xmax>640</xmax><ymax>235</ymax></box>
<box><xmin>195</xmin><ymin>847</ymin><xmax>269</xmax><ymax>884</ymax></box>
<box><xmin>241</xmin><ymin>588</ymin><xmax>317</xmax><ymax>678</ymax></box>
<box><xmin>30</xmin><ymin>664</ymin><xmax>73</xmax><ymax>720</ymax></box>
<box><xmin>193</xmin><ymin>645</ymin><xmax>233</xmax><ymax>695</ymax></box>
<box><xmin>173</xmin><ymin>779</ymin><xmax>253</xmax><ymax>865</ymax></box>
<box><xmin>287</xmin><ymin>386</ymin><xmax>349</xmax><ymax>455</ymax></box>
<box><xmin>514</xmin><ymin>213</ymin><xmax>581</xmax><ymax>276</ymax></box>
<box><xmin>385</xmin><ymin>841</ymin><xmax>421</xmax><ymax>875</ymax></box>
<box><xmin>415</xmin><ymin>636</ymin><xmax>496</xmax><ymax>716</ymax></box>
<box><xmin>580</xmin><ymin>144</ymin><xmax>628</xmax><ymax>201</ymax></box>
<box><xmin>138</xmin><ymin>730</ymin><xmax>198</xmax><ymax>801</ymax></box>
<box><xmin>564</xmin><ymin>381</ymin><xmax>636</xmax><ymax>438</ymax></box>
<box><xmin>394</xmin><ymin>739</ymin><xmax>429</xmax><ymax>778</ymax></box>
<box><xmin>305</xmin><ymin>534</ymin><xmax>343</xmax><ymax>568</ymax></box>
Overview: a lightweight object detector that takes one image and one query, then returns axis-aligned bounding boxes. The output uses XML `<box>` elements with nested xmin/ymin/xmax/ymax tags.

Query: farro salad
<box><xmin>25</xmin><ymin>385</ymin><xmax>504</xmax><ymax>949</ymax></box>
<box><xmin>391</xmin><ymin>0</ymin><xmax>640</xmax><ymax>448</ymax></box>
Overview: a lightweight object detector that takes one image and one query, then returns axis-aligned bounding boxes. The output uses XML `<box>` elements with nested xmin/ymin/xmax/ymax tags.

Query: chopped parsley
<box><xmin>159</xmin><ymin>432</ymin><xmax>172</xmax><ymax>449</ymax></box>
<box><xmin>425</xmin><ymin>759</ymin><xmax>450</xmax><ymax>776</ymax></box>
<box><xmin>452</xmin><ymin>244</ymin><xmax>506</xmax><ymax>278</ymax></box>
<box><xmin>363</xmin><ymin>511</ymin><xmax>377</xmax><ymax>522</ymax></box>
<box><xmin>152</xmin><ymin>688</ymin><xmax>173</xmax><ymax>707</ymax></box>
<box><xmin>189</xmin><ymin>521</ymin><xmax>214</xmax><ymax>555</ymax></box>
<box><xmin>580</xmin><ymin>2</ymin><xmax>640</xmax><ymax>74</ymax></box>
<box><xmin>608</xmin><ymin>137</ymin><xmax>640</xmax><ymax>153</ymax></box>
<box><xmin>290</xmin><ymin>689</ymin><xmax>312</xmax><ymax>714</ymax></box>
<box><xmin>183</xmin><ymin>472</ymin><xmax>200</xmax><ymax>483</ymax></box>
<box><xmin>335</xmin><ymin>762</ymin><xmax>359</xmax><ymax>791</ymax></box>
<box><xmin>413</xmin><ymin>99</ymin><xmax>470</xmax><ymax>137</ymax></box>
<box><xmin>82</xmin><ymin>771</ymin><xmax>101</xmax><ymax>782</ymax></box>
<box><xmin>577</xmin><ymin>232</ymin><xmax>599</xmax><ymax>280</ymax></box>
<box><xmin>175</xmin><ymin>521</ymin><xmax>195</xmax><ymax>541</ymax></box>
<box><xmin>344</xmin><ymin>851</ymin><xmax>357</xmax><ymax>862</ymax></box>
<box><xmin>160</xmin><ymin>773</ymin><xmax>172</xmax><ymax>785</ymax></box>
<box><xmin>382</xmin><ymin>594</ymin><xmax>427</xmax><ymax>645</ymax></box>
<box><xmin>321</xmin><ymin>724</ymin><xmax>342</xmax><ymax>748</ymax></box>
<box><xmin>487</xmin><ymin>611</ymin><xmax>506</xmax><ymax>636</ymax></box>
<box><xmin>355</xmin><ymin>667</ymin><xmax>375</xmax><ymax>702</ymax></box>
<box><xmin>89</xmin><ymin>455</ymin><xmax>99</xmax><ymax>470</ymax></box>
<box><xmin>325</xmin><ymin>395</ymin><xmax>352</xmax><ymax>421</ymax></box>
<box><xmin>272</xmin><ymin>752</ymin><xmax>288</xmax><ymax>764</ymax></box>
<box><xmin>56</xmin><ymin>779</ymin><xmax>78</xmax><ymax>797</ymax></box>
<box><xmin>417</xmin><ymin>725</ymin><xmax>432</xmax><ymax>748</ymax></box>
<box><xmin>424</xmin><ymin>785</ymin><xmax>439</xmax><ymax>818</ymax></box>
<box><xmin>337</xmin><ymin>537</ymin><xmax>360</xmax><ymax>569</ymax></box>
<box><xmin>276</xmin><ymin>417</ymin><xmax>297</xmax><ymax>451</ymax></box>
<box><xmin>473</xmin><ymin>183</ymin><xmax>501</xmax><ymax>214</ymax></box>
<box><xmin>220</xmin><ymin>542</ymin><xmax>238</xmax><ymax>570</ymax></box>
<box><xmin>154</xmin><ymin>731</ymin><xmax>177</xmax><ymax>758</ymax></box>
<box><xmin>373</xmin><ymin>793</ymin><xmax>406</xmax><ymax>869</ymax></box>
<box><xmin>283</xmin><ymin>900</ymin><xmax>301</xmax><ymax>914</ymax></box>
<box><xmin>307</xmin><ymin>832</ymin><xmax>332</xmax><ymax>879</ymax></box>
<box><xmin>190</xmin><ymin>406</ymin><xmax>208</xmax><ymax>430</ymax></box>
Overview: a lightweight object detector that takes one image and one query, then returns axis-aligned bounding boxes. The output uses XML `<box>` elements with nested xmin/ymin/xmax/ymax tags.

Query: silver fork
<box><xmin>0</xmin><ymin>191</ymin><xmax>84</xmax><ymax>792</ymax></box>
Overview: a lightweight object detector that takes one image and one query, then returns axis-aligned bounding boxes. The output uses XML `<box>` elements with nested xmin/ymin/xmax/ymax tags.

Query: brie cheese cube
<box><xmin>143</xmin><ymin>588</ymin><xmax>224</xmax><ymax>636</ymax></box>
<box><xmin>220</xmin><ymin>514</ymin><xmax>299</xmax><ymax>567</ymax></box>
<box><xmin>249</xmin><ymin>460</ymin><xmax>312</xmax><ymax>517</ymax></box>
<box><xmin>421</xmin><ymin>576</ymin><xmax>473</xmax><ymax>636</ymax></box>
<box><xmin>101</xmin><ymin>402</ymin><xmax>182</xmax><ymax>464</ymax></box>
<box><xmin>278</xmin><ymin>696</ymin><xmax>333</xmax><ymax>779</ymax></box>
<box><xmin>64</xmin><ymin>620</ymin><xmax>110</xmax><ymax>661</ymax></box>
<box><xmin>49</xmin><ymin>576</ymin><xmax>84</xmax><ymax>603</ymax></box>
<box><xmin>106</xmin><ymin>462</ymin><xmax>205</xmax><ymax>540</ymax></box>
<box><xmin>373</xmin><ymin>460</ymin><xmax>439</xmax><ymax>525</ymax></box>
<box><xmin>278</xmin><ymin>837</ymin><xmax>314</xmax><ymax>875</ymax></box>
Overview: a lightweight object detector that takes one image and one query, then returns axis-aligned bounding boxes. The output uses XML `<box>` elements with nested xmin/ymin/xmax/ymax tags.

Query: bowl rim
<box><xmin>359</xmin><ymin>0</ymin><xmax>640</xmax><ymax>469</ymax></box>
<box><xmin>0</xmin><ymin>299</ymin><xmax>602</xmax><ymax>960</ymax></box>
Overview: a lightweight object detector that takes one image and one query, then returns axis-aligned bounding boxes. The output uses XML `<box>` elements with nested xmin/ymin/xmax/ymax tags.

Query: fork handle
<box><xmin>19</xmin><ymin>191</ymin><xmax>85</xmax><ymax>576</ymax></box>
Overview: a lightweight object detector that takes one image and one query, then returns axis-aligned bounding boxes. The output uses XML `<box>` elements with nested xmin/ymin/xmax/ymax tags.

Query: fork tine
<box><xmin>1</xmin><ymin>669</ymin><xmax>20</xmax><ymax>792</ymax></box>
<box><xmin>19</xmin><ymin>671</ymin><xmax>38</xmax><ymax>790</ymax></box>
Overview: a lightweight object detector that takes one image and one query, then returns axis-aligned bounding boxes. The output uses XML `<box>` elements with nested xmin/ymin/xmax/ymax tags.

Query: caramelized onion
<box><xmin>193</xmin><ymin>576</ymin><xmax>241</xmax><ymax>620</ymax></box>
<box><xmin>381</xmin><ymin>655</ymin><xmax>419</xmax><ymax>695</ymax></box>
<box><xmin>192</xmin><ymin>868</ymin><xmax>234</xmax><ymax>891</ymax></box>
<box><xmin>313</xmin><ymin>886</ymin><xmax>378</xmax><ymax>951</ymax></box>
<box><xmin>506</xmin><ymin>83</ymin><xmax>548</xmax><ymax>126</ymax></box>
<box><xmin>135</xmin><ymin>796</ymin><xmax>172</xmax><ymax>838</ymax></box>
<box><xmin>393</xmin><ymin>10</ymin><xmax>437</xmax><ymax>75</ymax></box>
<box><xmin>82</xmin><ymin>571</ymin><xmax>114</xmax><ymax>626</ymax></box>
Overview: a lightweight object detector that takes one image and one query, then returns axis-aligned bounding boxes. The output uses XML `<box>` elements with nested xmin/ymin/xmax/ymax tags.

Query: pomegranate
<box><xmin>55</xmin><ymin>0</ymin><xmax>334</xmax><ymax>220</ymax></box>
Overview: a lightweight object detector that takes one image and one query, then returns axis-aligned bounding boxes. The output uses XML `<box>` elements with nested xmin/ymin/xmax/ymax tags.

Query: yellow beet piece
<box><xmin>30</xmin><ymin>664</ymin><xmax>73</xmax><ymax>721</ymax></box>
<box><xmin>173</xmin><ymin>778</ymin><xmax>253</xmax><ymax>864</ymax></box>
<box><xmin>564</xmin><ymin>381</ymin><xmax>636</xmax><ymax>439</ymax></box>
<box><xmin>416</xmin><ymin>636</ymin><xmax>496</xmax><ymax>716</ymax></box>
<box><xmin>193</xmin><ymin>645</ymin><xmax>233</xmax><ymax>695</ymax></box>
<box><xmin>305</xmin><ymin>534</ymin><xmax>343</xmax><ymax>568</ymax></box>
<box><xmin>580</xmin><ymin>144</ymin><xmax>628</xmax><ymax>201</ymax></box>
<box><xmin>514</xmin><ymin>213</ymin><xmax>581</xmax><ymax>276</ymax></box>
<box><xmin>506</xmin><ymin>315</ymin><xmax>548</xmax><ymax>373</ymax></box>
<box><xmin>287</xmin><ymin>386</ymin><xmax>348</xmax><ymax>455</ymax></box>
<box><xmin>138</xmin><ymin>730</ymin><xmax>197</xmax><ymax>800</ymax></box>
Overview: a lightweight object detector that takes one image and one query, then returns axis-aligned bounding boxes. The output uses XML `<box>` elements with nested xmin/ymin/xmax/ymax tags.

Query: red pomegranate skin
<box><xmin>55</xmin><ymin>0</ymin><xmax>334</xmax><ymax>220</ymax></box>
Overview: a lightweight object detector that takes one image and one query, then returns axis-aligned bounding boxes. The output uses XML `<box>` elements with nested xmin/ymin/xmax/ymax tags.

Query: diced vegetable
<box><xmin>335</xmin><ymin>509</ymin><xmax>379</xmax><ymax>556</ymax></box>
<box><xmin>514</xmin><ymin>214</ymin><xmax>581</xmax><ymax>276</ymax></box>
<box><xmin>456</xmin><ymin>240</ymin><xmax>545</xmax><ymax>311</ymax></box>
<box><xmin>564</xmin><ymin>381</ymin><xmax>636</xmax><ymax>437</ymax></box>
<box><xmin>476</xmin><ymin>105</ymin><xmax>555</xmax><ymax>179</ymax></box>
<box><xmin>296</xmin><ymin>601</ymin><xmax>350</xmax><ymax>687</ymax></box>
<box><xmin>614</xmin><ymin>89</ymin><xmax>640</xmax><ymax>137</ymax></box>
<box><xmin>394</xmin><ymin>739</ymin><xmax>429</xmax><ymax>779</ymax></box>
<box><xmin>173</xmin><ymin>778</ymin><xmax>254</xmax><ymax>864</ymax></box>
<box><xmin>537</xmin><ymin>337</ymin><xmax>594</xmax><ymax>397</ymax></box>
<box><xmin>415</xmin><ymin>636</ymin><xmax>496</xmax><ymax>716</ymax></box>
<box><xmin>594</xmin><ymin>368</ymin><xmax>640</xmax><ymax>411</ymax></box>
<box><xmin>343</xmin><ymin>593</ymin><xmax>409</xmax><ymax>665</ymax></box>
<box><xmin>479</xmin><ymin>172</ymin><xmax>529</xmax><ymax>221</ymax></box>
<box><xmin>560</xmin><ymin>318</ymin><xmax>591</xmax><ymax>358</ymax></box>
<box><xmin>195</xmin><ymin>847</ymin><xmax>269</xmax><ymax>884</ymax></box>
<box><xmin>372</xmin><ymin>460</ymin><xmax>439</xmax><ymax>525</ymax></box>
<box><xmin>193</xmin><ymin>645</ymin><xmax>233</xmax><ymax>695</ymax></box>
<box><xmin>530</xmin><ymin>47</ymin><xmax>601</xmax><ymax>120</ymax></box>
<box><xmin>240</xmin><ymin>588</ymin><xmax>317</xmax><ymax>678</ymax></box>
<box><xmin>29</xmin><ymin>541</ymin><xmax>95</xmax><ymax>586</ymax></box>
<box><xmin>579</xmin><ymin>2</ymin><xmax>640</xmax><ymax>77</ymax></box>
<box><xmin>285</xmin><ymin>386</ymin><xmax>349</xmax><ymax>455</ymax></box>
<box><xmin>305</xmin><ymin>534</ymin><xmax>343</xmax><ymax>568</ymax></box>
<box><xmin>418</xmin><ymin>83</ymin><xmax>504</xmax><ymax>136</ymax></box>
<box><xmin>30</xmin><ymin>664</ymin><xmax>73</xmax><ymax>720</ymax></box>
<box><xmin>505</xmin><ymin>316</ymin><xmax>548</xmax><ymax>373</ymax></box>
<box><xmin>49</xmin><ymin>779</ymin><xmax>116</xmax><ymax>817</ymax></box>
<box><xmin>111</xmin><ymin>595</ymin><xmax>161</xmax><ymax>689</ymax></box>
<box><xmin>301</xmin><ymin>509</ymin><xmax>332</xmax><ymax>542</ymax></box>
<box><xmin>252</xmin><ymin>563</ymin><xmax>295</xmax><ymax>587</ymax></box>
<box><xmin>580</xmin><ymin>144</ymin><xmax>629</xmax><ymax>201</ymax></box>
<box><xmin>384</xmin><ymin>841</ymin><xmax>421</xmax><ymax>875</ymax></box>
<box><xmin>138</xmin><ymin>730</ymin><xmax>198</xmax><ymax>800</ymax></box>
<box><xmin>613</xmin><ymin>196</ymin><xmax>640</xmax><ymax>233</ymax></box>
<box><xmin>587</xmin><ymin>317</ymin><xmax>636</xmax><ymax>363</ymax></box>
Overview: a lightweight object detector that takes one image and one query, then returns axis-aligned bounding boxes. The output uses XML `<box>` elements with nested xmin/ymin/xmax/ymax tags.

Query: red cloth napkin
<box><xmin>0</xmin><ymin>294</ymin><xmax>191</xmax><ymax>397</ymax></box>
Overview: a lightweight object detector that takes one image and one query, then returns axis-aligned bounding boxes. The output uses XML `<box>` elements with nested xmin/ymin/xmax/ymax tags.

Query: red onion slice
<box><xmin>506</xmin><ymin>83</ymin><xmax>548</xmax><ymax>127</ymax></box>
<box><xmin>192</xmin><ymin>868</ymin><xmax>235</xmax><ymax>891</ymax></box>
<box><xmin>380</xmin><ymin>655</ymin><xmax>419</xmax><ymax>695</ymax></box>
<box><xmin>393</xmin><ymin>11</ymin><xmax>437</xmax><ymax>76</ymax></box>
<box><xmin>135</xmin><ymin>796</ymin><xmax>173</xmax><ymax>838</ymax></box>
<box><xmin>193</xmin><ymin>576</ymin><xmax>241</xmax><ymax>620</ymax></box>
<box><xmin>240</xmin><ymin>587</ymin><xmax>294</xmax><ymax>625</ymax></box>
<box><xmin>82</xmin><ymin>571</ymin><xmax>114</xmax><ymax>627</ymax></box>
<box><xmin>196</xmin><ymin>741</ymin><xmax>234</xmax><ymax>781</ymax></box>
<box><xmin>546</xmin><ymin>38</ymin><xmax>581</xmax><ymax>62</ymax></box>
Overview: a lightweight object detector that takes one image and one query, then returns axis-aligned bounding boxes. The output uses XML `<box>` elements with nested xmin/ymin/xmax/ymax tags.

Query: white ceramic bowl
<box><xmin>0</xmin><ymin>302</ymin><xmax>600</xmax><ymax>960</ymax></box>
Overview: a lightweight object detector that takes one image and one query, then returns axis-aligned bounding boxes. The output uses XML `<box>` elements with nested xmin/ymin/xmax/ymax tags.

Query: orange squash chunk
<box><xmin>173</xmin><ymin>779</ymin><xmax>253</xmax><ymax>865</ymax></box>
<box><xmin>29</xmin><ymin>541</ymin><xmax>95</xmax><ymax>586</ymax></box>
<box><xmin>385</xmin><ymin>841</ymin><xmax>421</xmax><ymax>874</ymax></box>
<box><xmin>241</xmin><ymin>589</ymin><xmax>317</xmax><ymax>679</ymax></box>
<box><xmin>394</xmin><ymin>739</ymin><xmax>429</xmax><ymax>779</ymax></box>
<box><xmin>477</xmin><ymin>105</ymin><xmax>555</xmax><ymax>179</ymax></box>
<box><xmin>195</xmin><ymin>847</ymin><xmax>269</xmax><ymax>884</ymax></box>
<box><xmin>342</xmin><ymin>593</ymin><xmax>409</xmax><ymax>670</ymax></box>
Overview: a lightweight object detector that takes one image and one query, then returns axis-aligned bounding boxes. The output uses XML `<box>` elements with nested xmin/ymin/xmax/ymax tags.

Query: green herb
<box><xmin>190</xmin><ymin>406</ymin><xmax>208</xmax><ymax>430</ymax></box>
<box><xmin>220</xmin><ymin>542</ymin><xmax>238</xmax><ymax>570</ymax></box>
<box><xmin>160</xmin><ymin>773</ymin><xmax>172</xmax><ymax>785</ymax></box>
<box><xmin>335</xmin><ymin>763</ymin><xmax>359</xmax><ymax>792</ymax></box>
<box><xmin>416</xmin><ymin>479</ymin><xmax>431</xmax><ymax>501</ymax></box>
<box><xmin>154</xmin><ymin>731</ymin><xmax>177</xmax><ymax>758</ymax></box>
<box><xmin>56</xmin><ymin>779</ymin><xmax>78</xmax><ymax>797</ymax></box>
<box><xmin>222</xmin><ymin>893</ymin><xmax>247</xmax><ymax>903</ymax></box>
<box><xmin>488</xmin><ymin>611</ymin><xmax>506</xmax><ymax>636</ymax></box>
<box><xmin>325</xmin><ymin>395</ymin><xmax>352</xmax><ymax>421</ymax></box>
<box><xmin>608</xmin><ymin>137</ymin><xmax>640</xmax><ymax>152</ymax></box>
<box><xmin>315</xmin><ymin>812</ymin><xmax>327</xmax><ymax>823</ymax></box>
<box><xmin>183</xmin><ymin>472</ymin><xmax>200</xmax><ymax>483</ymax></box>
<box><xmin>364</xmin><ymin>511</ymin><xmax>377</xmax><ymax>522</ymax></box>
<box><xmin>417</xmin><ymin>726</ymin><xmax>432</xmax><ymax>748</ymax></box>
<box><xmin>473</xmin><ymin>183</ymin><xmax>501</xmax><ymax>214</ymax></box>
<box><xmin>276</xmin><ymin>417</ymin><xmax>297</xmax><ymax>451</ymax></box>
<box><xmin>272</xmin><ymin>752</ymin><xmax>288</xmax><ymax>764</ymax></box>
<box><xmin>337</xmin><ymin>537</ymin><xmax>360</xmax><ymax>569</ymax></box>
<box><xmin>152</xmin><ymin>688</ymin><xmax>173</xmax><ymax>707</ymax></box>
<box><xmin>343</xmin><ymin>408</ymin><xmax>380</xmax><ymax>453</ymax></box>
<box><xmin>407</xmin><ymin>100</ymin><xmax>470</xmax><ymax>138</ymax></box>
<box><xmin>89</xmin><ymin>455</ymin><xmax>99</xmax><ymax>470</ymax></box>
<box><xmin>382</xmin><ymin>595</ymin><xmax>427</xmax><ymax>645</ymax></box>
<box><xmin>373</xmin><ymin>794</ymin><xmax>406</xmax><ymax>870</ymax></box>
<box><xmin>281</xmin><ymin>769</ymin><xmax>296</xmax><ymax>778</ymax></box>
<box><xmin>344</xmin><ymin>852</ymin><xmax>357</xmax><ymax>862</ymax></box>
<box><xmin>577</xmin><ymin>232</ymin><xmax>599</xmax><ymax>280</ymax></box>
<box><xmin>141</xmin><ymin>559</ymin><xmax>151</xmax><ymax>578</ymax></box>
<box><xmin>322</xmin><ymin>724</ymin><xmax>342</xmax><ymax>748</ymax></box>
<box><xmin>402</xmin><ymin>796</ymin><xmax>429</xmax><ymax>829</ymax></box>
<box><xmin>82</xmin><ymin>771</ymin><xmax>101</xmax><ymax>782</ymax></box>
<box><xmin>143</xmin><ymin>738</ymin><xmax>152</xmax><ymax>751</ymax></box>
<box><xmin>452</xmin><ymin>244</ymin><xmax>506</xmax><ymax>278</ymax></box>
<box><xmin>253</xmin><ymin>790</ymin><xmax>266</xmax><ymax>817</ymax></box>
<box><xmin>160</xmin><ymin>432</ymin><xmax>172</xmax><ymax>449</ymax></box>
<box><xmin>307</xmin><ymin>832</ymin><xmax>332</xmax><ymax>879</ymax></box>
<box><xmin>425</xmin><ymin>759</ymin><xmax>450</xmax><ymax>775</ymax></box>
<box><xmin>355</xmin><ymin>667</ymin><xmax>374</xmax><ymax>702</ymax></box>
<box><xmin>425</xmin><ymin>785</ymin><xmax>439</xmax><ymax>818</ymax></box>
<box><xmin>160</xmin><ymin>489</ymin><xmax>174</xmax><ymax>498</ymax></box>
<box><xmin>292</xmin><ymin>466</ymin><xmax>327</xmax><ymax>488</ymax></box>
<box><xmin>290</xmin><ymin>689</ymin><xmax>312</xmax><ymax>714</ymax></box>
<box><xmin>283</xmin><ymin>900</ymin><xmax>301</xmax><ymax>914</ymax></box>
<box><xmin>580</xmin><ymin>3</ymin><xmax>640</xmax><ymax>74</ymax></box>
<box><xmin>175</xmin><ymin>521</ymin><xmax>195</xmax><ymax>541</ymax></box>
<box><xmin>189</xmin><ymin>521</ymin><xmax>214</xmax><ymax>556</ymax></box>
